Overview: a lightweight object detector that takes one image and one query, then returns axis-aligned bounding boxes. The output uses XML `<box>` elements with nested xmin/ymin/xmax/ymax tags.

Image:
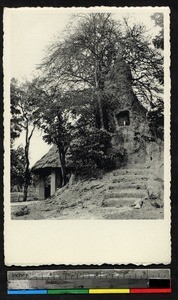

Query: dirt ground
<box><xmin>11</xmin><ymin>172</ymin><xmax>164</xmax><ymax>220</ymax></box>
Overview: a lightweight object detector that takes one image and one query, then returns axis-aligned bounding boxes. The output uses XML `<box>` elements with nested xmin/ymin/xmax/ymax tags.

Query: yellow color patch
<box><xmin>89</xmin><ymin>289</ymin><xmax>130</xmax><ymax>294</ymax></box>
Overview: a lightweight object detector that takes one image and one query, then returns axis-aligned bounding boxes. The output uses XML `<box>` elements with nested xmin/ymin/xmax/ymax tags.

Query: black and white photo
<box><xmin>4</xmin><ymin>6</ymin><xmax>171</xmax><ymax>265</ymax></box>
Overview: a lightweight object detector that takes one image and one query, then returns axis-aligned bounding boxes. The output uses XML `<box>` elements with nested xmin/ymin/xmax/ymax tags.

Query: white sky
<box><xmin>7</xmin><ymin>7</ymin><xmax>161</xmax><ymax>166</ymax></box>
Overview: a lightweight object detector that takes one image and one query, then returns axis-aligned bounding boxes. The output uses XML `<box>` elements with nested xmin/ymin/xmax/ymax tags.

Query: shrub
<box><xmin>147</xmin><ymin>103</ymin><xmax>164</xmax><ymax>140</ymax></box>
<box><xmin>68</xmin><ymin>127</ymin><xmax>127</xmax><ymax>178</ymax></box>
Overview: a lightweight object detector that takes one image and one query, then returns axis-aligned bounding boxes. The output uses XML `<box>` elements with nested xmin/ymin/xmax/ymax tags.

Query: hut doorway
<box><xmin>45</xmin><ymin>185</ymin><xmax>50</xmax><ymax>198</ymax></box>
<box><xmin>36</xmin><ymin>169</ymin><xmax>63</xmax><ymax>200</ymax></box>
<box><xmin>116</xmin><ymin>110</ymin><xmax>130</xmax><ymax>126</ymax></box>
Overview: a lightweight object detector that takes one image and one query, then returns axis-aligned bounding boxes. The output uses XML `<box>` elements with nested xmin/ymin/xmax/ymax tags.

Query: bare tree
<box><xmin>121</xmin><ymin>17</ymin><xmax>164</xmax><ymax>109</ymax></box>
<box><xmin>40</xmin><ymin>13</ymin><xmax>123</xmax><ymax>130</ymax></box>
<box><xmin>40</xmin><ymin>13</ymin><xmax>163</xmax><ymax>126</ymax></box>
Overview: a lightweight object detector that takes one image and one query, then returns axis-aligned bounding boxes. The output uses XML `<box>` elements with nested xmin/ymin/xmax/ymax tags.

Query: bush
<box><xmin>147</xmin><ymin>103</ymin><xmax>164</xmax><ymax>140</ymax></box>
<box><xmin>105</xmin><ymin>148</ymin><xmax>128</xmax><ymax>170</ymax></box>
<box><xmin>68</xmin><ymin>127</ymin><xmax>127</xmax><ymax>178</ymax></box>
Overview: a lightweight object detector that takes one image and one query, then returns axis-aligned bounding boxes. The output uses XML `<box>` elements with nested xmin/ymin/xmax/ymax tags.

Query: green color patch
<box><xmin>48</xmin><ymin>289</ymin><xmax>89</xmax><ymax>294</ymax></box>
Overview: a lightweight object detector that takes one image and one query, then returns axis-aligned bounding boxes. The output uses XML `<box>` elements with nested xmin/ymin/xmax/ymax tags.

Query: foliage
<box><xmin>11</xmin><ymin>146</ymin><xmax>26</xmax><ymax>190</ymax></box>
<box><xmin>151</xmin><ymin>13</ymin><xmax>164</xmax><ymax>49</ymax></box>
<box><xmin>120</xmin><ymin>17</ymin><xmax>164</xmax><ymax>108</ymax></box>
<box><xmin>30</xmin><ymin>173</ymin><xmax>39</xmax><ymax>188</ymax></box>
<box><xmin>114</xmin><ymin>16</ymin><xmax>164</xmax><ymax>140</ymax></box>
<box><xmin>10</xmin><ymin>80</ymin><xmax>23</xmax><ymax>141</ymax></box>
<box><xmin>39</xmin><ymin>13</ymin><xmax>164</xmax><ymax>138</ymax></box>
<box><xmin>11</xmin><ymin>78</ymin><xmax>40</xmax><ymax>133</ymax></box>
<box><xmin>10</xmin><ymin>12</ymin><xmax>165</xmax><ymax>191</ymax></box>
<box><xmin>147</xmin><ymin>102</ymin><xmax>164</xmax><ymax>140</ymax></box>
<box><xmin>29</xmin><ymin>78</ymin><xmax>74</xmax><ymax>186</ymax></box>
<box><xmin>40</xmin><ymin>13</ymin><xmax>123</xmax><ymax>130</ymax></box>
<box><xmin>10</xmin><ymin>79</ymin><xmax>40</xmax><ymax>200</ymax></box>
<box><xmin>68</xmin><ymin>126</ymin><xmax>127</xmax><ymax>178</ymax></box>
<box><xmin>30</xmin><ymin>12</ymin><xmax>164</xmax><ymax>184</ymax></box>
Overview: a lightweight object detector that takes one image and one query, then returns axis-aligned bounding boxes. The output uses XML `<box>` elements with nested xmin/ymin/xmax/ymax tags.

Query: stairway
<box><xmin>102</xmin><ymin>165</ymin><xmax>149</xmax><ymax>210</ymax></box>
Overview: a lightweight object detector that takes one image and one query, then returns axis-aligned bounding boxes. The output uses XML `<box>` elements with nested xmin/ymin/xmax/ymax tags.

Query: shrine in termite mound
<box><xmin>104</xmin><ymin>58</ymin><xmax>163</xmax><ymax>166</ymax></box>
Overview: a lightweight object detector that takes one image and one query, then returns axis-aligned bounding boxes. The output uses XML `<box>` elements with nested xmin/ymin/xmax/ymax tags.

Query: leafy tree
<box><xmin>10</xmin><ymin>79</ymin><xmax>23</xmax><ymax>142</ymax></box>
<box><xmin>11</xmin><ymin>146</ymin><xmax>26</xmax><ymax>190</ymax></box>
<box><xmin>30</xmin><ymin>78</ymin><xmax>73</xmax><ymax>186</ymax></box>
<box><xmin>10</xmin><ymin>79</ymin><xmax>40</xmax><ymax>201</ymax></box>
<box><xmin>41</xmin><ymin>106</ymin><xmax>72</xmax><ymax>186</ymax></box>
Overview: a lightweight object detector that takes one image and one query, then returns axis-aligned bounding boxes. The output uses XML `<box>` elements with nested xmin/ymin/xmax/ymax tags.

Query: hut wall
<box><xmin>38</xmin><ymin>175</ymin><xmax>45</xmax><ymax>200</ymax></box>
<box><xmin>51</xmin><ymin>171</ymin><xmax>56</xmax><ymax>196</ymax></box>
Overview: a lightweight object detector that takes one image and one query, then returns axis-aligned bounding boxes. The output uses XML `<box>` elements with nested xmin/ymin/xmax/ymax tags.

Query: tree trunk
<box><xmin>23</xmin><ymin>143</ymin><xmax>30</xmax><ymax>202</ymax></box>
<box><xmin>93</xmin><ymin>19</ymin><xmax>105</xmax><ymax>130</ymax></box>
<box><xmin>57</xmin><ymin>146</ymin><xmax>67</xmax><ymax>187</ymax></box>
<box><xmin>94</xmin><ymin>59</ymin><xmax>105</xmax><ymax>130</ymax></box>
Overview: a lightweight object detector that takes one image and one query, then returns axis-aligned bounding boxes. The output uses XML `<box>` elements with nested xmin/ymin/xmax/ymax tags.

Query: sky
<box><xmin>6</xmin><ymin>7</ymin><xmax>161</xmax><ymax>166</ymax></box>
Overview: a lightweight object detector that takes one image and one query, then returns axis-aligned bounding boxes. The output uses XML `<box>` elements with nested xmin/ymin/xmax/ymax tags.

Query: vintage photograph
<box><xmin>8</xmin><ymin>8</ymin><xmax>166</xmax><ymax>220</ymax></box>
<box><xmin>4</xmin><ymin>6</ymin><xmax>171</xmax><ymax>266</ymax></box>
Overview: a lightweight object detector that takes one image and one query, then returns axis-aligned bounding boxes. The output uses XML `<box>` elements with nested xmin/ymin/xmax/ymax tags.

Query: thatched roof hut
<box><xmin>32</xmin><ymin>145</ymin><xmax>63</xmax><ymax>199</ymax></box>
<box><xmin>32</xmin><ymin>145</ymin><xmax>61</xmax><ymax>175</ymax></box>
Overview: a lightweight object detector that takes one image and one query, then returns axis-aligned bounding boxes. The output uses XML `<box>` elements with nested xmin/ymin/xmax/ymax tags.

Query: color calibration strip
<box><xmin>8</xmin><ymin>288</ymin><xmax>171</xmax><ymax>295</ymax></box>
<box><xmin>7</xmin><ymin>269</ymin><xmax>171</xmax><ymax>294</ymax></box>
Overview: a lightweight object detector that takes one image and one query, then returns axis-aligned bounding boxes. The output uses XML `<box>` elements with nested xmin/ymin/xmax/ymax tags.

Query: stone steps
<box><xmin>104</xmin><ymin>190</ymin><xmax>146</xmax><ymax>199</ymax></box>
<box><xmin>99</xmin><ymin>207</ymin><xmax>133</xmax><ymax>213</ymax></box>
<box><xmin>122</xmin><ymin>164</ymin><xmax>149</xmax><ymax>169</ymax></box>
<box><xmin>113</xmin><ymin>175</ymin><xmax>148</xmax><ymax>183</ymax></box>
<box><xmin>113</xmin><ymin>169</ymin><xmax>149</xmax><ymax>176</ymax></box>
<box><xmin>108</xmin><ymin>183</ymin><xmax>146</xmax><ymax>190</ymax></box>
<box><xmin>103</xmin><ymin>166</ymin><xmax>149</xmax><ymax>210</ymax></box>
<box><xmin>102</xmin><ymin>198</ymin><xmax>138</xmax><ymax>208</ymax></box>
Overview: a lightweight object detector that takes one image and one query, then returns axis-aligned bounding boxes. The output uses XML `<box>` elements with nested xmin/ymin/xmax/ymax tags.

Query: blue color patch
<box><xmin>8</xmin><ymin>289</ymin><xmax>47</xmax><ymax>295</ymax></box>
